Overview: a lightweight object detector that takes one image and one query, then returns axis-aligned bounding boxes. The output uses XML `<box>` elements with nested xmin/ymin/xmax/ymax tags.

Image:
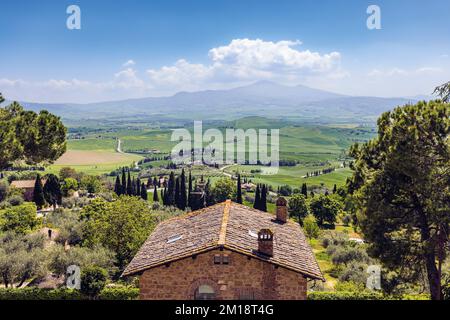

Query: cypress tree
<box><xmin>160</xmin><ymin>188</ymin><xmax>164</xmax><ymax>204</ymax></box>
<box><xmin>127</xmin><ymin>170</ymin><xmax>132</xmax><ymax>195</ymax></box>
<box><xmin>167</xmin><ymin>171</ymin><xmax>176</xmax><ymax>205</ymax></box>
<box><xmin>253</xmin><ymin>185</ymin><xmax>261</xmax><ymax>210</ymax></box>
<box><xmin>43</xmin><ymin>174</ymin><xmax>62</xmax><ymax>210</ymax></box>
<box><xmin>136</xmin><ymin>178</ymin><xmax>141</xmax><ymax>196</ymax></box>
<box><xmin>131</xmin><ymin>177</ymin><xmax>136</xmax><ymax>196</ymax></box>
<box><xmin>114</xmin><ymin>176</ymin><xmax>122</xmax><ymax>196</ymax></box>
<box><xmin>188</xmin><ymin>171</ymin><xmax>194</xmax><ymax>209</ymax></box>
<box><xmin>205</xmin><ymin>179</ymin><xmax>214</xmax><ymax>207</ymax></box>
<box><xmin>33</xmin><ymin>174</ymin><xmax>45</xmax><ymax>209</ymax></box>
<box><xmin>236</xmin><ymin>173</ymin><xmax>243</xmax><ymax>204</ymax></box>
<box><xmin>175</xmin><ymin>177</ymin><xmax>181</xmax><ymax>209</ymax></box>
<box><xmin>153</xmin><ymin>185</ymin><xmax>159</xmax><ymax>202</ymax></box>
<box><xmin>121</xmin><ymin>168</ymin><xmax>127</xmax><ymax>195</ymax></box>
<box><xmin>140</xmin><ymin>182</ymin><xmax>147</xmax><ymax>200</ymax></box>
<box><xmin>180</xmin><ymin>169</ymin><xmax>187</xmax><ymax>210</ymax></box>
<box><xmin>260</xmin><ymin>184</ymin><xmax>267</xmax><ymax>212</ymax></box>
<box><xmin>333</xmin><ymin>184</ymin><xmax>337</xmax><ymax>194</ymax></box>
<box><xmin>301</xmin><ymin>183</ymin><xmax>308</xmax><ymax>198</ymax></box>
<box><xmin>146</xmin><ymin>178</ymin><xmax>152</xmax><ymax>189</ymax></box>
<box><xmin>164</xmin><ymin>187</ymin><xmax>170</xmax><ymax>206</ymax></box>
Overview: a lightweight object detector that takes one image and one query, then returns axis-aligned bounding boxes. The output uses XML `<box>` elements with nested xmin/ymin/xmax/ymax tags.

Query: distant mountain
<box><xmin>11</xmin><ymin>81</ymin><xmax>416</xmax><ymax>123</ymax></box>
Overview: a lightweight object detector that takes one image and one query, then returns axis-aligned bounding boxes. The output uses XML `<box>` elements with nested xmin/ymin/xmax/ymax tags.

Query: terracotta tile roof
<box><xmin>122</xmin><ymin>200</ymin><xmax>324</xmax><ymax>280</ymax></box>
<box><xmin>10</xmin><ymin>180</ymin><xmax>37</xmax><ymax>189</ymax></box>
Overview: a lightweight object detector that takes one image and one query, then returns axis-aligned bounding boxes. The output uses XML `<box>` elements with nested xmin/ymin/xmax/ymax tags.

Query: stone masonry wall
<box><xmin>139</xmin><ymin>249</ymin><xmax>307</xmax><ymax>300</ymax></box>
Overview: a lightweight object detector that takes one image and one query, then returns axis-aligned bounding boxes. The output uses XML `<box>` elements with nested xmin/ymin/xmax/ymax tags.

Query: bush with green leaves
<box><xmin>0</xmin><ymin>202</ymin><xmax>40</xmax><ymax>234</ymax></box>
<box><xmin>0</xmin><ymin>180</ymin><xmax>9</xmax><ymax>202</ymax></box>
<box><xmin>309</xmin><ymin>194</ymin><xmax>342</xmax><ymax>226</ymax></box>
<box><xmin>0</xmin><ymin>232</ymin><xmax>47</xmax><ymax>288</ymax></box>
<box><xmin>288</xmin><ymin>194</ymin><xmax>308</xmax><ymax>223</ymax></box>
<box><xmin>0</xmin><ymin>287</ymin><xmax>139</xmax><ymax>300</ymax></box>
<box><xmin>329</xmin><ymin>245</ymin><xmax>371</xmax><ymax>266</ymax></box>
<box><xmin>45</xmin><ymin>209</ymin><xmax>84</xmax><ymax>245</ymax></box>
<box><xmin>7</xmin><ymin>195</ymin><xmax>24</xmax><ymax>206</ymax></box>
<box><xmin>61</xmin><ymin>178</ymin><xmax>78</xmax><ymax>197</ymax></box>
<box><xmin>47</xmin><ymin>244</ymin><xmax>116</xmax><ymax>277</ymax></box>
<box><xmin>303</xmin><ymin>214</ymin><xmax>320</xmax><ymax>239</ymax></box>
<box><xmin>212</xmin><ymin>178</ymin><xmax>235</xmax><ymax>203</ymax></box>
<box><xmin>320</xmin><ymin>231</ymin><xmax>349</xmax><ymax>248</ymax></box>
<box><xmin>81</xmin><ymin>196</ymin><xmax>156</xmax><ymax>272</ymax></box>
<box><xmin>80</xmin><ymin>266</ymin><xmax>107</xmax><ymax>298</ymax></box>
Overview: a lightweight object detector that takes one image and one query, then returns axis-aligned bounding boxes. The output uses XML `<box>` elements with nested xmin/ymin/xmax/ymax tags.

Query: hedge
<box><xmin>0</xmin><ymin>288</ymin><xmax>429</xmax><ymax>300</ymax></box>
<box><xmin>0</xmin><ymin>287</ymin><xmax>139</xmax><ymax>300</ymax></box>
<box><xmin>308</xmin><ymin>292</ymin><xmax>430</xmax><ymax>300</ymax></box>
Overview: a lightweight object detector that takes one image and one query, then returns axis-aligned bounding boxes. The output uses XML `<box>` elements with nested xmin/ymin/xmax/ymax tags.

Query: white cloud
<box><xmin>122</xmin><ymin>59</ymin><xmax>136</xmax><ymax>67</ymax></box>
<box><xmin>146</xmin><ymin>39</ymin><xmax>343</xmax><ymax>90</ymax></box>
<box><xmin>368</xmin><ymin>67</ymin><xmax>442</xmax><ymax>77</ymax></box>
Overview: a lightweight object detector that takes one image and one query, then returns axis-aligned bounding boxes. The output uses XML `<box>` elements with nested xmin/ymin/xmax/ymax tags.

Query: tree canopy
<box><xmin>349</xmin><ymin>100</ymin><xmax>450</xmax><ymax>300</ymax></box>
<box><xmin>0</xmin><ymin>95</ymin><xmax>66</xmax><ymax>169</ymax></box>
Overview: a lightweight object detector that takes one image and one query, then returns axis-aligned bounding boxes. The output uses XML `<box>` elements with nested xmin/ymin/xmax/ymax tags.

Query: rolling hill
<box><xmin>8</xmin><ymin>81</ymin><xmax>417</xmax><ymax>123</ymax></box>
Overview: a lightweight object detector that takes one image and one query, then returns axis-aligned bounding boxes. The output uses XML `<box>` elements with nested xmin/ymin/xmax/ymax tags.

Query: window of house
<box><xmin>213</xmin><ymin>254</ymin><xmax>230</xmax><ymax>265</ymax></box>
<box><xmin>222</xmin><ymin>254</ymin><xmax>230</xmax><ymax>265</ymax></box>
<box><xmin>238</xmin><ymin>288</ymin><xmax>256</xmax><ymax>300</ymax></box>
<box><xmin>194</xmin><ymin>285</ymin><xmax>216</xmax><ymax>300</ymax></box>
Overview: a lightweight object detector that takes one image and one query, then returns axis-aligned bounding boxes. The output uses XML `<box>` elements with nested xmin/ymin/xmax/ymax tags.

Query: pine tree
<box><xmin>180</xmin><ymin>169</ymin><xmax>187</xmax><ymax>210</ymax></box>
<box><xmin>236</xmin><ymin>173</ymin><xmax>242</xmax><ymax>204</ymax></box>
<box><xmin>33</xmin><ymin>174</ymin><xmax>45</xmax><ymax>209</ymax></box>
<box><xmin>114</xmin><ymin>176</ymin><xmax>121</xmax><ymax>195</ymax></box>
<box><xmin>260</xmin><ymin>184</ymin><xmax>267</xmax><ymax>212</ymax></box>
<box><xmin>253</xmin><ymin>185</ymin><xmax>261</xmax><ymax>210</ymax></box>
<box><xmin>121</xmin><ymin>168</ymin><xmax>127</xmax><ymax>195</ymax></box>
<box><xmin>140</xmin><ymin>182</ymin><xmax>147</xmax><ymax>200</ymax></box>
<box><xmin>153</xmin><ymin>185</ymin><xmax>159</xmax><ymax>202</ymax></box>
<box><xmin>127</xmin><ymin>170</ymin><xmax>132</xmax><ymax>195</ymax></box>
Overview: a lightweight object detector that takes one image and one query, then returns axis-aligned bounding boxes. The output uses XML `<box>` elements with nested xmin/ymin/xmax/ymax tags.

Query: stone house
<box><xmin>122</xmin><ymin>198</ymin><xmax>324</xmax><ymax>300</ymax></box>
<box><xmin>10</xmin><ymin>179</ymin><xmax>45</xmax><ymax>202</ymax></box>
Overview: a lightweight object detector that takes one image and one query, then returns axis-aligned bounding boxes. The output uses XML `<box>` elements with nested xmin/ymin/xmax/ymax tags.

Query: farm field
<box><xmin>55</xmin><ymin>118</ymin><xmax>374</xmax><ymax>184</ymax></box>
<box><xmin>47</xmin><ymin>139</ymin><xmax>142</xmax><ymax>175</ymax></box>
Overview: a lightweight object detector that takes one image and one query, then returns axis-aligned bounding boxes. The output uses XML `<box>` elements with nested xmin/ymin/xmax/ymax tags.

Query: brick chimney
<box><xmin>276</xmin><ymin>197</ymin><xmax>288</xmax><ymax>223</ymax></box>
<box><xmin>258</xmin><ymin>229</ymin><xmax>274</xmax><ymax>257</ymax></box>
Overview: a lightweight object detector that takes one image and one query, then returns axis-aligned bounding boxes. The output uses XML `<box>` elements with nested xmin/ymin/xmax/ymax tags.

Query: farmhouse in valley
<box><xmin>10</xmin><ymin>179</ymin><xmax>44</xmax><ymax>202</ymax></box>
<box><xmin>122</xmin><ymin>198</ymin><xmax>324</xmax><ymax>300</ymax></box>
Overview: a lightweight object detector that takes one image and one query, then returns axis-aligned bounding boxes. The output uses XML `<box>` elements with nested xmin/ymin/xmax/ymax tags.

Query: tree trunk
<box><xmin>425</xmin><ymin>252</ymin><xmax>442</xmax><ymax>300</ymax></box>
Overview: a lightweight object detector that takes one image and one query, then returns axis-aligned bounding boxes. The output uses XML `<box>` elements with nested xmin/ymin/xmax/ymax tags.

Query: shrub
<box><xmin>0</xmin><ymin>288</ymin><xmax>84</xmax><ymax>300</ymax></box>
<box><xmin>0</xmin><ymin>287</ymin><xmax>140</xmax><ymax>300</ymax></box>
<box><xmin>303</xmin><ymin>214</ymin><xmax>320</xmax><ymax>239</ymax></box>
<box><xmin>307</xmin><ymin>292</ymin><xmax>429</xmax><ymax>300</ymax></box>
<box><xmin>330</xmin><ymin>246</ymin><xmax>370</xmax><ymax>265</ymax></box>
<box><xmin>342</xmin><ymin>214</ymin><xmax>352</xmax><ymax>226</ymax></box>
<box><xmin>98</xmin><ymin>286</ymin><xmax>139</xmax><ymax>300</ymax></box>
<box><xmin>0</xmin><ymin>202</ymin><xmax>40</xmax><ymax>234</ymax></box>
<box><xmin>288</xmin><ymin>194</ymin><xmax>308</xmax><ymax>223</ymax></box>
<box><xmin>7</xmin><ymin>195</ymin><xmax>24</xmax><ymax>206</ymax></box>
<box><xmin>80</xmin><ymin>266</ymin><xmax>108</xmax><ymax>299</ymax></box>
<box><xmin>0</xmin><ymin>180</ymin><xmax>9</xmax><ymax>202</ymax></box>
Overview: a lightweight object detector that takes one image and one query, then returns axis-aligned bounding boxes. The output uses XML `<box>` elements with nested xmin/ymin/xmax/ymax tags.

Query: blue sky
<box><xmin>1</xmin><ymin>0</ymin><xmax>449</xmax><ymax>103</ymax></box>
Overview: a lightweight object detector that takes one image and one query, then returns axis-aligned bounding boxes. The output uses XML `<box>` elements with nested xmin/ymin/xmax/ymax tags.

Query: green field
<box><xmin>57</xmin><ymin>118</ymin><xmax>374</xmax><ymax>186</ymax></box>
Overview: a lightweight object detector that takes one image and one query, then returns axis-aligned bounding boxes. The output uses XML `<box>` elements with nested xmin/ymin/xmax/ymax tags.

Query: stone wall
<box><xmin>139</xmin><ymin>249</ymin><xmax>307</xmax><ymax>300</ymax></box>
